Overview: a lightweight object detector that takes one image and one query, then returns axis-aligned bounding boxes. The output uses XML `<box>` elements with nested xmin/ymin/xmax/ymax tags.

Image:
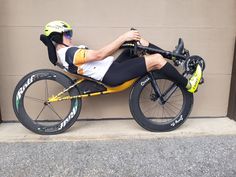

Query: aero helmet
<box><xmin>44</xmin><ymin>20</ymin><xmax>73</xmax><ymax>44</ymax></box>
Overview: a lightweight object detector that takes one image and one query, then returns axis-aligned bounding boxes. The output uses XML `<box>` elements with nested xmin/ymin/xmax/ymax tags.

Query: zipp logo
<box><xmin>140</xmin><ymin>77</ymin><xmax>150</xmax><ymax>86</ymax></box>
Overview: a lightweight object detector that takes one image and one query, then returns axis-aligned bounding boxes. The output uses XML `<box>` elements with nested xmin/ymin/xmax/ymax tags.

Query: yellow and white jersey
<box><xmin>57</xmin><ymin>46</ymin><xmax>114</xmax><ymax>81</ymax></box>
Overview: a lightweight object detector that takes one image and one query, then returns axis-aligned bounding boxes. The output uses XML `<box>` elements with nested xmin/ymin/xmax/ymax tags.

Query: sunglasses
<box><xmin>64</xmin><ymin>30</ymin><xmax>73</xmax><ymax>39</ymax></box>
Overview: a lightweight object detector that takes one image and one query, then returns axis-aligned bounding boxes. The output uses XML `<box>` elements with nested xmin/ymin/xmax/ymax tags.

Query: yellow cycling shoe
<box><xmin>187</xmin><ymin>65</ymin><xmax>203</xmax><ymax>93</ymax></box>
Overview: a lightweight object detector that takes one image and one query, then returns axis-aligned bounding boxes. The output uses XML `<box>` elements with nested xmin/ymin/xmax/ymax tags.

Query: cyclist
<box><xmin>44</xmin><ymin>20</ymin><xmax>202</xmax><ymax>93</ymax></box>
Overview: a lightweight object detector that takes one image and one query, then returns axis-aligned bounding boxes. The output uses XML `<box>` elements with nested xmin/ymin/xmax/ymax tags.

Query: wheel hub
<box><xmin>150</xmin><ymin>94</ymin><xmax>158</xmax><ymax>101</ymax></box>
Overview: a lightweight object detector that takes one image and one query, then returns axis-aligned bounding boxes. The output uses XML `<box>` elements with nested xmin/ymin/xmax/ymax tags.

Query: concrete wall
<box><xmin>0</xmin><ymin>0</ymin><xmax>236</xmax><ymax>121</ymax></box>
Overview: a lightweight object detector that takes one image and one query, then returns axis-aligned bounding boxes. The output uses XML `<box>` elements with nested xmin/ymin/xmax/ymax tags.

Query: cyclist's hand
<box><xmin>122</xmin><ymin>30</ymin><xmax>141</xmax><ymax>42</ymax></box>
<box><xmin>140</xmin><ymin>38</ymin><xmax>149</xmax><ymax>46</ymax></box>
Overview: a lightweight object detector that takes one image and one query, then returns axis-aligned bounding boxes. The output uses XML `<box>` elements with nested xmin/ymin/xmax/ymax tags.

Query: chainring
<box><xmin>184</xmin><ymin>55</ymin><xmax>205</xmax><ymax>74</ymax></box>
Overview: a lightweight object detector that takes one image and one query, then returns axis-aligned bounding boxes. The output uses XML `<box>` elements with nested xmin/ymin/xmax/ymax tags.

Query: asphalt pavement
<box><xmin>0</xmin><ymin>135</ymin><xmax>236</xmax><ymax>177</ymax></box>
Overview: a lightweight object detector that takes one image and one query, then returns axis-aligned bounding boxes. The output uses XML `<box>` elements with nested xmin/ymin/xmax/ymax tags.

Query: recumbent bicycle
<box><xmin>12</xmin><ymin>31</ymin><xmax>205</xmax><ymax>135</ymax></box>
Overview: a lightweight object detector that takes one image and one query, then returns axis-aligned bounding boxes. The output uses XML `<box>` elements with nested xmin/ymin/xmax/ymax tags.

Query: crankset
<box><xmin>184</xmin><ymin>55</ymin><xmax>206</xmax><ymax>74</ymax></box>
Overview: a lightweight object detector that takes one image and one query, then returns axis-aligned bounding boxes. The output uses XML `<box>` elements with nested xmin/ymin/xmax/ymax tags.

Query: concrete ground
<box><xmin>0</xmin><ymin>117</ymin><xmax>235</xmax><ymax>142</ymax></box>
<box><xmin>0</xmin><ymin>117</ymin><xmax>236</xmax><ymax>177</ymax></box>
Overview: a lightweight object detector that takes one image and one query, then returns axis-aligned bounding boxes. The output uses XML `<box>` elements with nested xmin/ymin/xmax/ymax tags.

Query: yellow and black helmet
<box><xmin>44</xmin><ymin>20</ymin><xmax>73</xmax><ymax>43</ymax></box>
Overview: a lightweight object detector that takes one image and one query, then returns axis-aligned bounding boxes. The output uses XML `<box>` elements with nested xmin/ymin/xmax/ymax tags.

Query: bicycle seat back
<box><xmin>40</xmin><ymin>34</ymin><xmax>58</xmax><ymax>66</ymax></box>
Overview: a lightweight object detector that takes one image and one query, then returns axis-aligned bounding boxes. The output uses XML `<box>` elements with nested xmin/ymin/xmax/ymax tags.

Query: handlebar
<box><xmin>123</xmin><ymin>28</ymin><xmax>188</xmax><ymax>61</ymax></box>
<box><xmin>137</xmin><ymin>45</ymin><xmax>187</xmax><ymax>60</ymax></box>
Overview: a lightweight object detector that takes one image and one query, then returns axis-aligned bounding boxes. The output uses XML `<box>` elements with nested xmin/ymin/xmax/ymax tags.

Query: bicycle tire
<box><xmin>129</xmin><ymin>73</ymin><xmax>193</xmax><ymax>132</ymax></box>
<box><xmin>12</xmin><ymin>69</ymin><xmax>82</xmax><ymax>135</ymax></box>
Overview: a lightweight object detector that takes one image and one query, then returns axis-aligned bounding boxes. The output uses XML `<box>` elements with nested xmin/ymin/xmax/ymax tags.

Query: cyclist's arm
<box><xmin>85</xmin><ymin>30</ymin><xmax>141</xmax><ymax>62</ymax></box>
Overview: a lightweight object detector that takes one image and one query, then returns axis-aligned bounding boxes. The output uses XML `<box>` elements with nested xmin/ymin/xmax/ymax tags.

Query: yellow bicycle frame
<box><xmin>47</xmin><ymin>77</ymin><xmax>138</xmax><ymax>103</ymax></box>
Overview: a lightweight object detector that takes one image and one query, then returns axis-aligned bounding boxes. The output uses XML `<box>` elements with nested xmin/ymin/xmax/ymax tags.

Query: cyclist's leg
<box><xmin>102</xmin><ymin>57</ymin><xmax>147</xmax><ymax>86</ymax></box>
<box><xmin>145</xmin><ymin>54</ymin><xmax>202</xmax><ymax>92</ymax></box>
<box><xmin>103</xmin><ymin>54</ymin><xmax>188</xmax><ymax>88</ymax></box>
<box><xmin>145</xmin><ymin>54</ymin><xmax>188</xmax><ymax>87</ymax></box>
<box><xmin>104</xmin><ymin>50</ymin><xmax>202</xmax><ymax>91</ymax></box>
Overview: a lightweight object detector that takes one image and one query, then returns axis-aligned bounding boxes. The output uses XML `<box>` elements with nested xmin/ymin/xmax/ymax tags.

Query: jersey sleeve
<box><xmin>65</xmin><ymin>47</ymin><xmax>87</xmax><ymax>74</ymax></box>
<box><xmin>73</xmin><ymin>49</ymin><xmax>87</xmax><ymax>65</ymax></box>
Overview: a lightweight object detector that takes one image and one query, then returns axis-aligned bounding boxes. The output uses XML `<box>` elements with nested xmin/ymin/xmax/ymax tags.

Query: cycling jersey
<box><xmin>57</xmin><ymin>46</ymin><xmax>114</xmax><ymax>81</ymax></box>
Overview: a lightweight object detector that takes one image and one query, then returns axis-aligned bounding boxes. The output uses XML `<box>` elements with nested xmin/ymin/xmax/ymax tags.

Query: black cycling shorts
<box><xmin>102</xmin><ymin>49</ymin><xmax>147</xmax><ymax>86</ymax></box>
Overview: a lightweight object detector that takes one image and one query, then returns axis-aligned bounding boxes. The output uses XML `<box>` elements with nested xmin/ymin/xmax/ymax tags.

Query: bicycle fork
<box><xmin>148</xmin><ymin>72</ymin><xmax>178</xmax><ymax>105</ymax></box>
